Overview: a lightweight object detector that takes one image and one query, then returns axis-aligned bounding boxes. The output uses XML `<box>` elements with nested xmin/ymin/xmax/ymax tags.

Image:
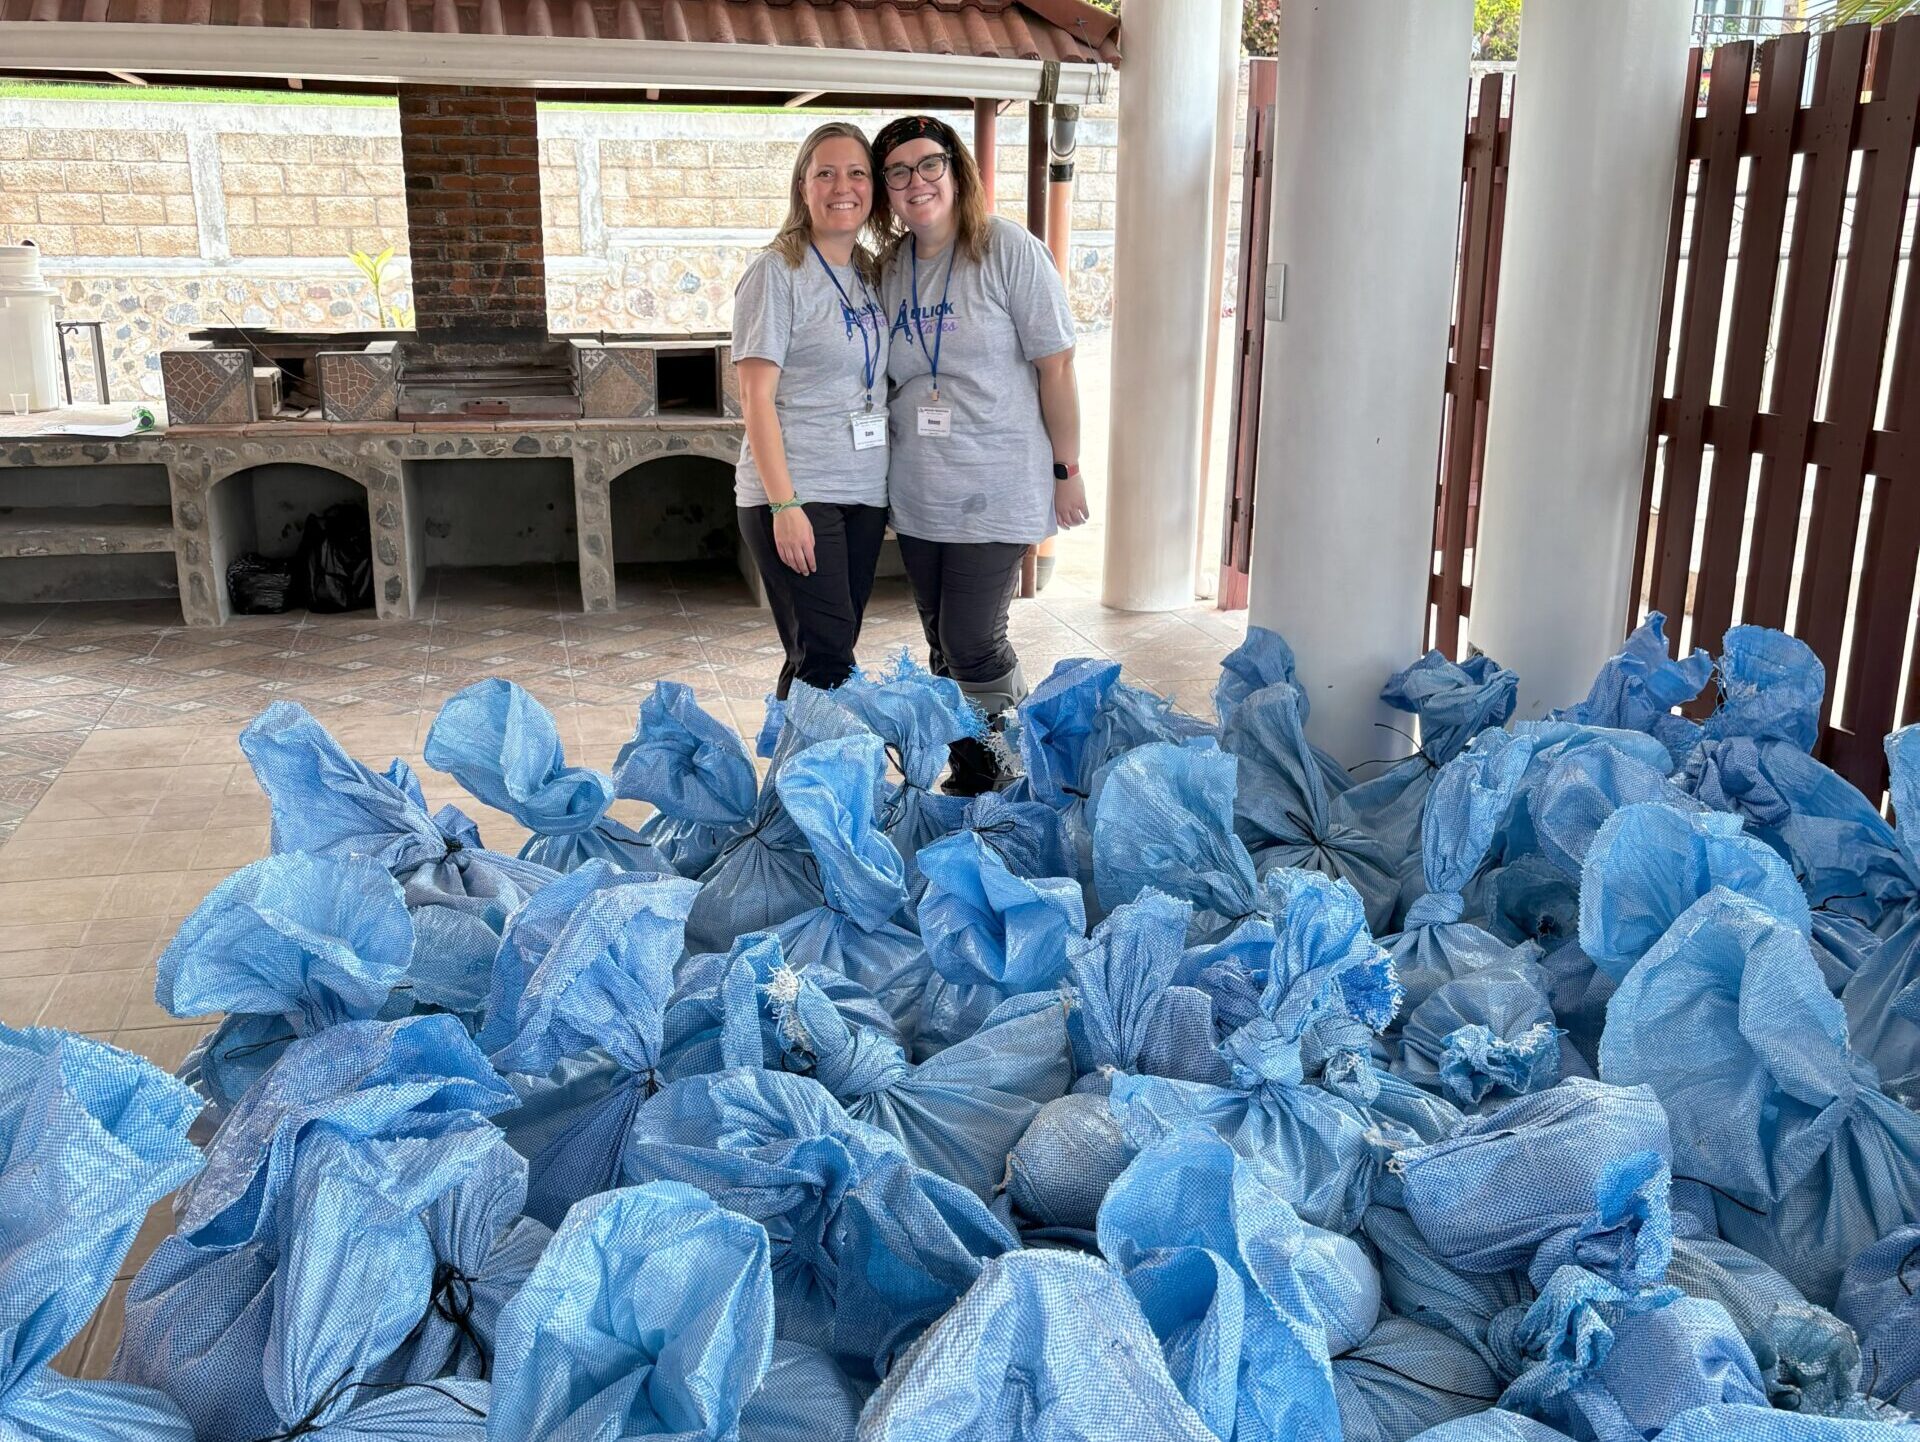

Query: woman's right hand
<box><xmin>773</xmin><ymin>504</ymin><xmax>816</xmax><ymax>575</ymax></box>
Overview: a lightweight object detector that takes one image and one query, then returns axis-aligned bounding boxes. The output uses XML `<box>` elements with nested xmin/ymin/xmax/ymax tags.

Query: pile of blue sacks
<box><xmin>16</xmin><ymin>624</ymin><xmax>1920</xmax><ymax>1439</ymax></box>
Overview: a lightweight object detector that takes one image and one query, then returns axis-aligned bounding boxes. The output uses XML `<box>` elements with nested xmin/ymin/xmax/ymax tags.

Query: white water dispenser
<box><xmin>0</xmin><ymin>244</ymin><xmax>62</xmax><ymax>413</ymax></box>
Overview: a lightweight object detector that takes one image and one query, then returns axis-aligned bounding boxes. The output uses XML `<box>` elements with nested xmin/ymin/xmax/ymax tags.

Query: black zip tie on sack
<box><xmin>1347</xmin><ymin>722</ymin><xmax>1442</xmax><ymax>776</ymax></box>
<box><xmin>1674</xmin><ymin>1175</ymin><xmax>1769</xmax><ymax>1217</ymax></box>
<box><xmin>395</xmin><ymin>1259</ymin><xmax>491</xmax><ymax>1381</ymax></box>
<box><xmin>1328</xmin><ymin>1350</ymin><xmax>1499</xmax><ymax>1404</ymax></box>
<box><xmin>250</xmin><ymin>1367</ymin><xmax>486</xmax><ymax>1441</ymax></box>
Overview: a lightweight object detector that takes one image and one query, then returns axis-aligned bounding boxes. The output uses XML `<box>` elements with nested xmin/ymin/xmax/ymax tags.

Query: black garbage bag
<box><xmin>226</xmin><ymin>552</ymin><xmax>296</xmax><ymax>615</ymax></box>
<box><xmin>296</xmin><ymin>501</ymin><xmax>374</xmax><ymax>612</ymax></box>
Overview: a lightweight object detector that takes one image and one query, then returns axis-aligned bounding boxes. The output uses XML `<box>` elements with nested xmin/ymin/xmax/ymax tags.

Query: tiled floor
<box><xmin>16</xmin><ymin>555</ymin><xmax>1245</xmax><ymax>1378</ymax></box>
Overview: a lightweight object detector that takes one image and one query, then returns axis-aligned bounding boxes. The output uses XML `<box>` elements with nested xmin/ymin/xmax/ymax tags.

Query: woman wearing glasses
<box><xmin>730</xmin><ymin>121</ymin><xmax>890</xmax><ymax>698</ymax></box>
<box><xmin>871</xmin><ymin>115</ymin><xmax>1086</xmax><ymax>796</ymax></box>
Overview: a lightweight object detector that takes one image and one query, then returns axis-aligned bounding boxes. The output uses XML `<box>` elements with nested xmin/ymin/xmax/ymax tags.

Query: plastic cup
<box><xmin>7</xmin><ymin>393</ymin><xmax>26</xmax><ymax>417</ymax></box>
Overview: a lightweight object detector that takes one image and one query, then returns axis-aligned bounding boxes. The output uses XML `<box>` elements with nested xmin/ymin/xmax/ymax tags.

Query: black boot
<box><xmin>940</xmin><ymin>735</ymin><xmax>1006</xmax><ymax>798</ymax></box>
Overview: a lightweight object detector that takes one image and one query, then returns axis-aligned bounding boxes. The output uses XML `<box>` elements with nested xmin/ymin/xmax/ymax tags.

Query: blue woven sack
<box><xmin>612</xmin><ymin>681</ymin><xmax>758</xmax><ymax>878</ymax></box>
<box><xmin>1398</xmin><ymin>1078</ymin><xmax>1674</xmax><ymax>1293</ymax></box>
<box><xmin>1600</xmin><ymin>890</ymin><xmax>1920</xmax><ymax>1307</ymax></box>
<box><xmin>830</xmin><ymin>656</ymin><xmax>976</xmax><ymax>892</ymax></box>
<box><xmin>1093</xmin><ymin>741</ymin><xmax>1260</xmax><ymax>937</ymax></box>
<box><xmin>1702</xmin><ymin>626</ymin><xmax>1827</xmax><ymax>752</ymax></box>
<box><xmin>488</xmin><ymin>871</ymin><xmax>700</xmax><ymax>1228</ymax></box>
<box><xmin>1580</xmin><ymin>802</ymin><xmax>1810</xmax><ymax>983</ymax></box>
<box><xmin>1067</xmin><ymin>889</ymin><xmax>1231</xmax><ymax>1087</ymax></box>
<box><xmin>1385</xmin><ymin>730</ymin><xmax>1541</xmax><ymax>1023</ymax></box>
<box><xmin>739</xmin><ymin>1342</ymin><xmax>866</xmax><ymax>1442</ymax></box>
<box><xmin>0</xmin><ymin>1027</ymin><xmax>204</xmax><ymax>1442</ymax></box>
<box><xmin>1671</xmin><ymin>1235</ymin><xmax>1868</xmax><ymax>1417</ymax></box>
<box><xmin>426</xmin><ymin>678</ymin><xmax>666</xmax><ymax>873</ymax></box>
<box><xmin>1333</xmin><ymin>1316</ymin><xmax>1505</xmax><ymax>1442</ymax></box>
<box><xmin>117</xmin><ymin>1116</ymin><xmax>506</xmax><ymax>1441</ymax></box>
<box><xmin>1840</xmin><ymin>725</ymin><xmax>1920</xmax><ymax>1099</ymax></box>
<box><xmin>1342</xmin><ymin>649</ymin><xmax>1519</xmax><ymax>882</ymax></box>
<box><xmin>1215</xmin><ymin>624</ymin><xmax>1303</xmax><ymax>729</ymax></box>
<box><xmin>1835</xmin><ymin>1224</ymin><xmax>1920</xmax><ymax>1416</ymax></box>
<box><xmin>916</xmin><ymin>827</ymin><xmax>1084</xmax><ymax>1055</ymax></box>
<box><xmin>768</xmin><ymin>732</ymin><xmax>931</xmax><ymax>1042</ymax></box>
<box><xmin>1528</xmin><ymin>742</ymin><xmax>1707</xmax><ymax>882</ymax></box>
<box><xmin>1657</xmin><ymin>1404</ymin><xmax>1920</xmax><ymax>1440</ymax></box>
<box><xmin>1222</xmin><ymin>682</ymin><xmax>1401</xmax><ymax>932</ymax></box>
<box><xmin>240</xmin><ymin>701</ymin><xmax>555</xmax><ymax>1013</ymax></box>
<box><xmin>956</xmin><ymin>789</ymin><xmax>1073</xmax><ymax>880</ymax></box>
<box><xmin>754</xmin><ymin>966</ymin><xmax>1071</xmax><ymax>1201</ymax></box>
<box><xmin>856</xmin><ymin>1250</ymin><xmax>1219</xmax><ymax>1441</ymax></box>
<box><xmin>683</xmin><ymin>686</ymin><xmax>872</xmax><ymax>957</ymax></box>
<box><xmin>487</xmin><ymin>1181</ymin><xmax>774</xmax><ymax>1442</ymax></box>
<box><xmin>1550</xmin><ymin>611</ymin><xmax>1712</xmax><ymax>771</ymax></box>
<box><xmin>659</xmin><ymin>930</ymin><xmax>897</xmax><ymax>1083</ymax></box>
<box><xmin>621</xmin><ymin>1067</ymin><xmax>1014</xmax><ymax>1377</ymax></box>
<box><xmin>1683</xmin><ymin>737</ymin><xmax>1919</xmax><ymax>931</ymax></box>
<box><xmin>1391</xmin><ymin>968</ymin><xmax>1565</xmax><ymax>1110</ymax></box>
<box><xmin>1003</xmin><ymin>1089</ymin><xmax>1136</xmax><ymax>1239</ymax></box>
<box><xmin>1096</xmin><ymin>1129</ymin><xmax>1356</xmax><ymax>1442</ymax></box>
<box><xmin>1491</xmin><ymin>1266</ymin><xmax>1767</xmax><ymax>1442</ymax></box>
<box><xmin>159</xmin><ymin>850</ymin><xmax>415</xmax><ymax>1109</ymax></box>
<box><xmin>1112</xmin><ymin>872</ymin><xmax>1404</xmax><ymax>1234</ymax></box>
<box><xmin>1359</xmin><ymin>1204</ymin><xmax>1532</xmax><ymax>1375</ymax></box>
<box><xmin>1405</xmin><ymin>1412</ymin><xmax>1578</xmax><ymax>1441</ymax></box>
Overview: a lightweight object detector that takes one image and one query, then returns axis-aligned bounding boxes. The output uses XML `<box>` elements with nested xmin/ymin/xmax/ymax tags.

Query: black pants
<box><xmin>895</xmin><ymin>534</ymin><xmax>1026</xmax><ymax>689</ymax></box>
<box><xmin>739</xmin><ymin>502</ymin><xmax>888</xmax><ymax>698</ymax></box>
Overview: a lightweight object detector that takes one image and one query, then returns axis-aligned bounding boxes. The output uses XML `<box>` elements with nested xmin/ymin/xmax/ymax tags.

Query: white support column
<box><xmin>1467</xmin><ymin>0</ymin><xmax>1692</xmax><ymax>718</ymax></box>
<box><xmin>1101</xmin><ymin>0</ymin><xmax>1223</xmax><ymax>612</ymax></box>
<box><xmin>1245</xmin><ymin>0</ymin><xmax>1472</xmax><ymax>765</ymax></box>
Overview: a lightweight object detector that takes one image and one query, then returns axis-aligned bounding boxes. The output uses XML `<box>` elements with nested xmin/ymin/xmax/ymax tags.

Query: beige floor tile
<box><xmin>160</xmin><ymin>763</ymin><xmax>238</xmax><ymax>799</ymax></box>
<box><xmin>0</xmin><ymin>974</ymin><xmax>57</xmax><ymax>1026</ymax></box>
<box><xmin>95</xmin><ymin>873</ymin><xmax>189</xmax><ymax>921</ymax></box>
<box><xmin>77</xmin><ymin>1278</ymin><xmax>129</xmax><ymax>1381</ymax></box>
<box><xmin>65</xmin><ymin>726</ymin><xmax>206</xmax><ymax>772</ymax></box>
<box><xmin>0</xmin><ymin>946</ymin><xmax>72</xmax><ymax>979</ymax></box>
<box><xmin>189</xmin><ymin>827</ymin><xmax>270</xmax><ymax>871</ymax></box>
<box><xmin>40</xmin><ymin>968</ymin><xmax>141</xmax><ymax>1032</ymax></box>
<box><xmin>4</xmin><ymin>817</ymin><xmax>148</xmax><ymax>847</ymax></box>
<box><xmin>69</xmin><ymin>939</ymin><xmax>164</xmax><ymax>974</ymax></box>
<box><xmin>0</xmin><ymin>876</ymin><xmax>111</xmax><ymax>925</ymax></box>
<box><xmin>0</xmin><ymin>834</ymin><xmax>135</xmax><ymax>882</ymax></box>
<box><xmin>115</xmin><ymin>831</ymin><xmax>206</xmax><ymax>874</ymax></box>
<box><xmin>0</xmin><ymin>920</ymin><xmax>87</xmax><ymax>952</ymax></box>
<box><xmin>121</xmin><ymin>985</ymin><xmax>205</xmax><ymax>1032</ymax></box>
<box><xmin>112</xmin><ymin>1024</ymin><xmax>205</xmax><ymax>1072</ymax></box>
<box><xmin>81</xmin><ymin>915</ymin><xmax>166</xmax><ymax>948</ymax></box>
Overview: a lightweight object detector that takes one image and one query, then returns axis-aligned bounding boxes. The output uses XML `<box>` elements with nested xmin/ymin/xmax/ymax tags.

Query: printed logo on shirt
<box><xmin>840</xmin><ymin>303</ymin><xmax>884</xmax><ymax>341</ymax></box>
<box><xmin>891</xmin><ymin>298</ymin><xmax>958</xmax><ymax>339</ymax></box>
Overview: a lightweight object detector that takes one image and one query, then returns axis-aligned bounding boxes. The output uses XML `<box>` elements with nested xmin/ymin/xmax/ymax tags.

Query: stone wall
<box><xmin>0</xmin><ymin>75</ymin><xmax>1247</xmax><ymax>403</ymax></box>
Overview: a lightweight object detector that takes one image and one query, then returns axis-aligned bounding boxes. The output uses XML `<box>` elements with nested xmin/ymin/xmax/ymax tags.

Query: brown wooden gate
<box><xmin>1218</xmin><ymin>58</ymin><xmax>1279</xmax><ymax>611</ymax></box>
<box><xmin>1428</xmin><ymin>70</ymin><xmax>1514</xmax><ymax>657</ymax></box>
<box><xmin>1633</xmin><ymin>21</ymin><xmax>1920</xmax><ymax>794</ymax></box>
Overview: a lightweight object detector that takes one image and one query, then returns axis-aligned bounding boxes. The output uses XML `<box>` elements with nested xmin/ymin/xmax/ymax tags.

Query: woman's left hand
<box><xmin>1055</xmin><ymin>471</ymin><xmax>1090</xmax><ymax>528</ymax></box>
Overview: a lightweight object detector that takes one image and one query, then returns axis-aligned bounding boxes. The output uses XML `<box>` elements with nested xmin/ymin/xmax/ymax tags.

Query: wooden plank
<box><xmin>1631</xmin><ymin>45</ymin><xmax>1705</xmax><ymax>633</ymax></box>
<box><xmin>1433</xmin><ymin>71</ymin><xmax>1505</xmax><ymax>658</ymax></box>
<box><xmin>1743</xmin><ymin>24</ymin><xmax>1872</xmax><ymax>630</ymax></box>
<box><xmin>1651</xmin><ymin>41</ymin><xmax>1753</xmax><ymax>637</ymax></box>
<box><xmin>1219</xmin><ymin>60</ymin><xmax>1278</xmax><ymax>602</ymax></box>
<box><xmin>1688</xmin><ymin>32</ymin><xmax>1809</xmax><ymax>670</ymax></box>
<box><xmin>1800</xmin><ymin>16</ymin><xmax>1920</xmax><ymax>706</ymax></box>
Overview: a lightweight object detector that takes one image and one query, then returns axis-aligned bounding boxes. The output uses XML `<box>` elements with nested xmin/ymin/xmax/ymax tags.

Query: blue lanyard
<box><xmin>910</xmin><ymin>240</ymin><xmax>956</xmax><ymax>403</ymax></box>
<box><xmin>810</xmin><ymin>243</ymin><xmax>880</xmax><ymax>411</ymax></box>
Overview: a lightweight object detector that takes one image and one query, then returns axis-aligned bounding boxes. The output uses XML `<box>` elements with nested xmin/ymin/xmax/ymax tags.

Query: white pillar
<box><xmin>1245</xmin><ymin>0</ymin><xmax>1472</xmax><ymax>765</ymax></box>
<box><xmin>1102</xmin><ymin>0</ymin><xmax>1223</xmax><ymax>612</ymax></box>
<box><xmin>1467</xmin><ymin>0</ymin><xmax>1692</xmax><ymax>718</ymax></box>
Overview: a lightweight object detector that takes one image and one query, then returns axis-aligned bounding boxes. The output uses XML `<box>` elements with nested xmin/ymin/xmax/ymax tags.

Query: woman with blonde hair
<box><xmin>870</xmin><ymin>114</ymin><xmax>1085</xmax><ymax>795</ymax></box>
<box><xmin>731</xmin><ymin>121</ymin><xmax>890</xmax><ymax>698</ymax></box>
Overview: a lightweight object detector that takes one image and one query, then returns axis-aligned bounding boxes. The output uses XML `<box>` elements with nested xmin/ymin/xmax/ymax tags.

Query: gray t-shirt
<box><xmin>880</xmin><ymin>215</ymin><xmax>1076</xmax><ymax>545</ymax></box>
<box><xmin>731</xmin><ymin>247</ymin><xmax>890</xmax><ymax>509</ymax></box>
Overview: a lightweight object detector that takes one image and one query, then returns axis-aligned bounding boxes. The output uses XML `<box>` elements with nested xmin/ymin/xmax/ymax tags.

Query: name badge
<box><xmin>851</xmin><ymin>412</ymin><xmax>888</xmax><ymax>452</ymax></box>
<box><xmin>917</xmin><ymin>406</ymin><xmax>953</xmax><ymax>438</ymax></box>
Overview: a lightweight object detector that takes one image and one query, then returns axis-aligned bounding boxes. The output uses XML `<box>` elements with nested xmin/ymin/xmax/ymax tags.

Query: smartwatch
<box><xmin>1052</xmin><ymin>462</ymin><xmax>1079</xmax><ymax>481</ymax></box>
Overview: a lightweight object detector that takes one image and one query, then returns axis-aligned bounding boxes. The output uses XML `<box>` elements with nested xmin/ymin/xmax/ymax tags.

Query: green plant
<box><xmin>1475</xmin><ymin>0</ymin><xmax>1522</xmax><ymax>59</ymax></box>
<box><xmin>347</xmin><ymin>245</ymin><xmax>415</xmax><ymax>331</ymax></box>
<box><xmin>1806</xmin><ymin>0</ymin><xmax>1918</xmax><ymax>23</ymax></box>
<box><xmin>1076</xmin><ymin>0</ymin><xmax>1281</xmax><ymax>57</ymax></box>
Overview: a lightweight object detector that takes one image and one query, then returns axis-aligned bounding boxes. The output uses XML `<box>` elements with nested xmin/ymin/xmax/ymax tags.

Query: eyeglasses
<box><xmin>883</xmin><ymin>153</ymin><xmax>950</xmax><ymax>190</ymax></box>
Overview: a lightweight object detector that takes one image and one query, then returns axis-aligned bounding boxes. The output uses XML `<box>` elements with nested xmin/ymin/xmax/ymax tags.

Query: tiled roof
<box><xmin>0</xmin><ymin>0</ymin><xmax>1121</xmax><ymax>65</ymax></box>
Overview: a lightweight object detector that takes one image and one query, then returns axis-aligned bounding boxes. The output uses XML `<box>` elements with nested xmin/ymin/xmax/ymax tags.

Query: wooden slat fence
<box><xmin>1218</xmin><ymin>58</ymin><xmax>1279</xmax><ymax>611</ymax></box>
<box><xmin>1634</xmin><ymin>20</ymin><xmax>1920</xmax><ymax>793</ymax></box>
<box><xmin>1427</xmin><ymin>70</ymin><xmax>1514</xmax><ymax>655</ymax></box>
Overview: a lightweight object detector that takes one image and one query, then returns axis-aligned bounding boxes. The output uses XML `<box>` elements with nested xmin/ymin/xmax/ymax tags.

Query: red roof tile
<box><xmin>0</xmin><ymin>0</ymin><xmax>1120</xmax><ymax>65</ymax></box>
